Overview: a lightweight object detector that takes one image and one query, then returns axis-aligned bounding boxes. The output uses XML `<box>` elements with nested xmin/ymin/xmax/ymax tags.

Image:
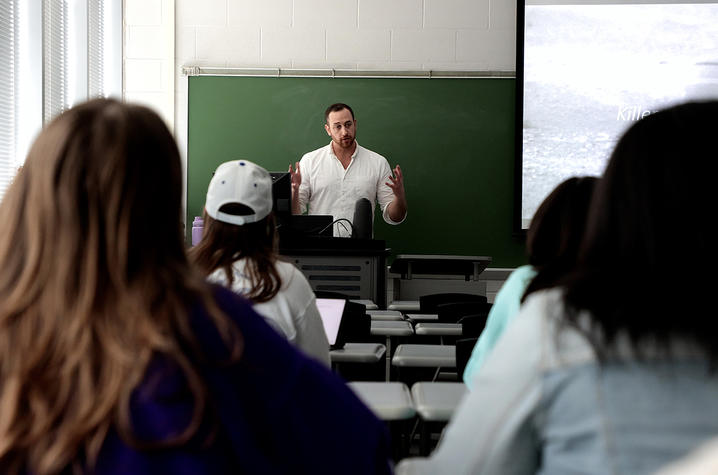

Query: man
<box><xmin>289</xmin><ymin>103</ymin><xmax>407</xmax><ymax>237</ymax></box>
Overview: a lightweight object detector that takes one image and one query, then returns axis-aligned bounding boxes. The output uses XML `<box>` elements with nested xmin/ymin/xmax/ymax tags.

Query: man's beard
<box><xmin>338</xmin><ymin>136</ymin><xmax>354</xmax><ymax>148</ymax></box>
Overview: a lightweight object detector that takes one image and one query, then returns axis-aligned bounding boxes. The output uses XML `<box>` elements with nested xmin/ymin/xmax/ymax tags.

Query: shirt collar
<box><xmin>328</xmin><ymin>141</ymin><xmax>360</xmax><ymax>160</ymax></box>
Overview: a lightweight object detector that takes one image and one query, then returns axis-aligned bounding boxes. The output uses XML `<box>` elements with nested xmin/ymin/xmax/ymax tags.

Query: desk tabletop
<box><xmin>367</xmin><ymin>309</ymin><xmax>405</xmax><ymax>321</ymax></box>
<box><xmin>392</xmin><ymin>344</ymin><xmax>456</xmax><ymax>368</ymax></box>
<box><xmin>388</xmin><ymin>300</ymin><xmax>420</xmax><ymax>312</ymax></box>
<box><xmin>411</xmin><ymin>382</ymin><xmax>467</xmax><ymax>421</ymax></box>
<box><xmin>351</xmin><ymin>299</ymin><xmax>379</xmax><ymax>310</ymax></box>
<box><xmin>348</xmin><ymin>382</ymin><xmax>416</xmax><ymax>421</ymax></box>
<box><xmin>371</xmin><ymin>320</ymin><xmax>414</xmax><ymax>337</ymax></box>
<box><xmin>389</xmin><ymin>254</ymin><xmax>492</xmax><ymax>280</ymax></box>
<box><xmin>330</xmin><ymin>342</ymin><xmax>386</xmax><ymax>363</ymax></box>
<box><xmin>406</xmin><ymin>313</ymin><xmax>439</xmax><ymax>322</ymax></box>
<box><xmin>414</xmin><ymin>322</ymin><xmax>463</xmax><ymax>336</ymax></box>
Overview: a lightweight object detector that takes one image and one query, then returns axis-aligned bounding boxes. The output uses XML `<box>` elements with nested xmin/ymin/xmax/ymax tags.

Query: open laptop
<box><xmin>316</xmin><ymin>298</ymin><xmax>345</xmax><ymax>348</ymax></box>
<box><xmin>315</xmin><ymin>298</ymin><xmax>370</xmax><ymax>350</ymax></box>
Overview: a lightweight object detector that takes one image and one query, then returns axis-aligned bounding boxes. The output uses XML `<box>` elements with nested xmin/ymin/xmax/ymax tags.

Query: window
<box><xmin>0</xmin><ymin>0</ymin><xmax>122</xmax><ymax>199</ymax></box>
<box><xmin>0</xmin><ymin>0</ymin><xmax>19</xmax><ymax>197</ymax></box>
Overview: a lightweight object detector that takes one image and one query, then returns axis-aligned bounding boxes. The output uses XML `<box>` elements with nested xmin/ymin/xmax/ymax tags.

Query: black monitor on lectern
<box><xmin>269</xmin><ymin>172</ymin><xmax>291</xmax><ymax>218</ymax></box>
<box><xmin>270</xmin><ymin>172</ymin><xmax>333</xmax><ymax>239</ymax></box>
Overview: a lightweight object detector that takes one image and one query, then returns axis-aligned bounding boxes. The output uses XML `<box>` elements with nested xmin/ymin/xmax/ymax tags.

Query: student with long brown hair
<box><xmin>189</xmin><ymin>160</ymin><xmax>330</xmax><ymax>366</ymax></box>
<box><xmin>0</xmin><ymin>99</ymin><xmax>391</xmax><ymax>474</ymax></box>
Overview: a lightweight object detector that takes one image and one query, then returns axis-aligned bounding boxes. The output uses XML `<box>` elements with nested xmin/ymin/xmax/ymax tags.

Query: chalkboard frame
<box><xmin>186</xmin><ymin>72</ymin><xmax>526</xmax><ymax>267</ymax></box>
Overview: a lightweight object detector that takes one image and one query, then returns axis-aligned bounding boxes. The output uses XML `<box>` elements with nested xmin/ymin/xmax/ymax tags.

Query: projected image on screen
<box><xmin>521</xmin><ymin>1</ymin><xmax>718</xmax><ymax>228</ymax></box>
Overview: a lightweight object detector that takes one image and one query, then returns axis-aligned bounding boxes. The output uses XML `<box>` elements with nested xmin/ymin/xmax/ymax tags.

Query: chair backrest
<box><xmin>315</xmin><ymin>290</ymin><xmax>352</xmax><ymax>300</ymax></box>
<box><xmin>324</xmin><ymin>297</ymin><xmax>371</xmax><ymax>350</ymax></box>
<box><xmin>455</xmin><ymin>337</ymin><xmax>479</xmax><ymax>379</ymax></box>
<box><xmin>419</xmin><ymin>292</ymin><xmax>487</xmax><ymax>313</ymax></box>
<box><xmin>436</xmin><ymin>301</ymin><xmax>490</xmax><ymax>323</ymax></box>
<box><xmin>458</xmin><ymin>314</ymin><xmax>488</xmax><ymax>338</ymax></box>
<box><xmin>332</xmin><ymin>300</ymin><xmax>370</xmax><ymax>349</ymax></box>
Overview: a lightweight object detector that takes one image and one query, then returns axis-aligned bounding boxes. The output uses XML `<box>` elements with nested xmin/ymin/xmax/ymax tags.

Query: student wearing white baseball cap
<box><xmin>190</xmin><ymin>160</ymin><xmax>330</xmax><ymax>366</ymax></box>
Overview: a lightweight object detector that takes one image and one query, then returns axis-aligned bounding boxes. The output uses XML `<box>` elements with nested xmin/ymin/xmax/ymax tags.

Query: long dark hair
<box><xmin>0</xmin><ymin>99</ymin><xmax>242</xmax><ymax>474</ymax></box>
<box><xmin>522</xmin><ymin>176</ymin><xmax>597</xmax><ymax>300</ymax></box>
<box><xmin>561</xmin><ymin>101</ymin><xmax>718</xmax><ymax>361</ymax></box>
<box><xmin>189</xmin><ymin>204</ymin><xmax>282</xmax><ymax>303</ymax></box>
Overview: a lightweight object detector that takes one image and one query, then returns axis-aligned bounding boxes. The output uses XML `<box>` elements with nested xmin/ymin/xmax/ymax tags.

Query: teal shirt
<box><xmin>462</xmin><ymin>265</ymin><xmax>537</xmax><ymax>390</ymax></box>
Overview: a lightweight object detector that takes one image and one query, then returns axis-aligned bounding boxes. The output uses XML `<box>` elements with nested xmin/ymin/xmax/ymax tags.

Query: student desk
<box><xmin>414</xmin><ymin>323</ymin><xmax>463</xmax><ymax>336</ymax></box>
<box><xmin>330</xmin><ymin>343</ymin><xmax>386</xmax><ymax>365</ymax></box>
<box><xmin>367</xmin><ymin>309</ymin><xmax>405</xmax><ymax>321</ymax></box>
<box><xmin>371</xmin><ymin>320</ymin><xmax>414</xmax><ymax>381</ymax></box>
<box><xmin>390</xmin><ymin>254</ymin><xmax>492</xmax><ymax>281</ymax></box>
<box><xmin>411</xmin><ymin>382</ymin><xmax>467</xmax><ymax>422</ymax></box>
<box><xmin>388</xmin><ymin>300</ymin><xmax>420</xmax><ymax>312</ymax></box>
<box><xmin>411</xmin><ymin>381</ymin><xmax>468</xmax><ymax>455</ymax></box>
<box><xmin>405</xmin><ymin>313</ymin><xmax>439</xmax><ymax>322</ymax></box>
<box><xmin>388</xmin><ymin>254</ymin><xmax>492</xmax><ymax>302</ymax></box>
<box><xmin>348</xmin><ymin>382</ymin><xmax>416</xmax><ymax>421</ymax></box>
<box><xmin>351</xmin><ymin>299</ymin><xmax>379</xmax><ymax>310</ymax></box>
<box><xmin>348</xmin><ymin>381</ymin><xmax>417</xmax><ymax>458</ymax></box>
<box><xmin>392</xmin><ymin>344</ymin><xmax>456</xmax><ymax>369</ymax></box>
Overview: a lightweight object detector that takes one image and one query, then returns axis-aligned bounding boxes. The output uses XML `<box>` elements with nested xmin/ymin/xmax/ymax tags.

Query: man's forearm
<box><xmin>387</xmin><ymin>197</ymin><xmax>407</xmax><ymax>222</ymax></box>
<box><xmin>292</xmin><ymin>193</ymin><xmax>302</xmax><ymax>215</ymax></box>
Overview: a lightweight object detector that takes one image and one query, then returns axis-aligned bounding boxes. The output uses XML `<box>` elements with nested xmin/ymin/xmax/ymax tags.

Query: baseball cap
<box><xmin>205</xmin><ymin>160</ymin><xmax>273</xmax><ymax>226</ymax></box>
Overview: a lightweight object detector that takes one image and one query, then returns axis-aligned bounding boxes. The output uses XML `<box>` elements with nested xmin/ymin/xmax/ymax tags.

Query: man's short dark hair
<box><xmin>325</xmin><ymin>103</ymin><xmax>354</xmax><ymax>123</ymax></box>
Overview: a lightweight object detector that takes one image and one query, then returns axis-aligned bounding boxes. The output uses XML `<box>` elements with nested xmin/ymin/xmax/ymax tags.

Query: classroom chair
<box><xmin>458</xmin><ymin>314</ymin><xmax>488</xmax><ymax>338</ymax></box>
<box><xmin>455</xmin><ymin>337</ymin><xmax>479</xmax><ymax>379</ymax></box>
<box><xmin>436</xmin><ymin>301</ymin><xmax>490</xmax><ymax>323</ymax></box>
<box><xmin>419</xmin><ymin>293</ymin><xmax>488</xmax><ymax>314</ymax></box>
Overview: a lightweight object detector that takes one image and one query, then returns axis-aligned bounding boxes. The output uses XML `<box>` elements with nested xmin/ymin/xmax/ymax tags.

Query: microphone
<box><xmin>351</xmin><ymin>198</ymin><xmax>372</xmax><ymax>239</ymax></box>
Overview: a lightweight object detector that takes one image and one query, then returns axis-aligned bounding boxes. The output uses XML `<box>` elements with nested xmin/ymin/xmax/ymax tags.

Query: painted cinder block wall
<box><xmin>124</xmin><ymin>0</ymin><xmax>516</xmax><ymax>135</ymax></box>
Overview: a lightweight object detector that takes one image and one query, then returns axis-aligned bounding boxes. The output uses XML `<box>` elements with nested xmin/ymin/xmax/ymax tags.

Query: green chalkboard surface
<box><xmin>187</xmin><ymin>75</ymin><xmax>526</xmax><ymax>267</ymax></box>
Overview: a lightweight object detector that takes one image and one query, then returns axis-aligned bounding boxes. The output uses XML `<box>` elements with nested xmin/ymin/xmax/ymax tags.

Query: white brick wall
<box><xmin>176</xmin><ymin>0</ymin><xmax>227</xmax><ymax>27</ymax></box>
<box><xmin>176</xmin><ymin>0</ymin><xmax>516</xmax><ymax>84</ymax></box>
<box><xmin>228</xmin><ymin>0</ymin><xmax>293</xmax><ymax>28</ymax></box>
<box><xmin>457</xmin><ymin>29</ymin><xmax>516</xmax><ymax>70</ymax></box>
<box><xmin>195</xmin><ymin>26</ymin><xmax>261</xmax><ymax>63</ymax></box>
<box><xmin>125</xmin><ymin>0</ymin><xmax>162</xmax><ymax>26</ymax></box>
<box><xmin>425</xmin><ymin>0</ymin><xmax>490</xmax><ymax>29</ymax></box>
<box><xmin>326</xmin><ymin>29</ymin><xmax>391</xmax><ymax>62</ymax></box>
<box><xmin>392</xmin><ymin>29</ymin><xmax>456</xmax><ymax>62</ymax></box>
<box><xmin>491</xmin><ymin>0</ymin><xmax>518</xmax><ymax>30</ymax></box>
<box><xmin>293</xmin><ymin>0</ymin><xmax>358</xmax><ymax>30</ymax></box>
<box><xmin>262</xmin><ymin>28</ymin><xmax>326</xmax><ymax>63</ymax></box>
<box><xmin>358</xmin><ymin>0</ymin><xmax>422</xmax><ymax>29</ymax></box>
<box><xmin>124</xmin><ymin>0</ymin><xmax>174</xmax><ymax>129</ymax></box>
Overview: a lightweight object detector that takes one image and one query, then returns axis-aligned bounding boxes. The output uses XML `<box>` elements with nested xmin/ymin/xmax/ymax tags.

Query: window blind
<box><xmin>0</xmin><ymin>0</ymin><xmax>19</xmax><ymax>198</ymax></box>
<box><xmin>43</xmin><ymin>0</ymin><xmax>68</xmax><ymax>124</ymax></box>
<box><xmin>1</xmin><ymin>0</ymin><xmax>119</xmax><ymax>200</ymax></box>
<box><xmin>88</xmin><ymin>0</ymin><xmax>104</xmax><ymax>98</ymax></box>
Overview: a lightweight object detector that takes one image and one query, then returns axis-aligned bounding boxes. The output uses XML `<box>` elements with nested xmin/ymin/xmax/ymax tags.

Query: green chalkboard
<box><xmin>187</xmin><ymin>75</ymin><xmax>526</xmax><ymax>267</ymax></box>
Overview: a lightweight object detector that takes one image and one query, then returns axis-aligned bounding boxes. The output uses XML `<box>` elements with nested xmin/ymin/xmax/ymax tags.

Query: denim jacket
<box><xmin>398</xmin><ymin>289</ymin><xmax>718</xmax><ymax>475</ymax></box>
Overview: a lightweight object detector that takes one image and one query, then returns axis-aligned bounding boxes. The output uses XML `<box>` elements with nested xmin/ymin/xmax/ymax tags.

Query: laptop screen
<box><xmin>315</xmin><ymin>298</ymin><xmax>346</xmax><ymax>346</ymax></box>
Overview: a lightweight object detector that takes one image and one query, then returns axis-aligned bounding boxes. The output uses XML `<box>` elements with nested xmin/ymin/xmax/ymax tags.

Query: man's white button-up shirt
<box><xmin>297</xmin><ymin>142</ymin><xmax>405</xmax><ymax>237</ymax></box>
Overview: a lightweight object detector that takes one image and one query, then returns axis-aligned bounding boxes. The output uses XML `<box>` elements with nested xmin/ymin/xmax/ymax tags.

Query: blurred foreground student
<box><xmin>0</xmin><ymin>99</ymin><xmax>392</xmax><ymax>474</ymax></box>
<box><xmin>397</xmin><ymin>101</ymin><xmax>718</xmax><ymax>474</ymax></box>
<box><xmin>190</xmin><ymin>160</ymin><xmax>330</xmax><ymax>366</ymax></box>
<box><xmin>463</xmin><ymin>176</ymin><xmax>597</xmax><ymax>389</ymax></box>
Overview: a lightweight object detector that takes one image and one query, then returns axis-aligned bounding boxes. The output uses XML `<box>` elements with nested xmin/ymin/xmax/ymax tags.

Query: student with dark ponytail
<box><xmin>398</xmin><ymin>101</ymin><xmax>718</xmax><ymax>475</ymax></box>
<box><xmin>463</xmin><ymin>176</ymin><xmax>597</xmax><ymax>388</ymax></box>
